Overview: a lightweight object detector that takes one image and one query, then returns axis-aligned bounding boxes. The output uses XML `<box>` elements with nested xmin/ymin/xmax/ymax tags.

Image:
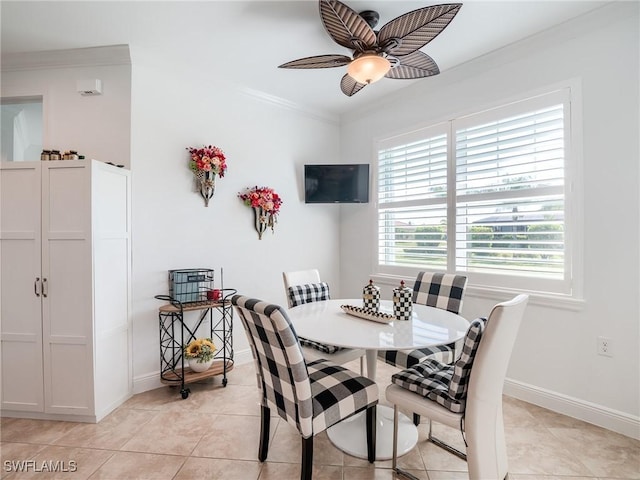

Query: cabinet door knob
<box><xmin>42</xmin><ymin>278</ymin><xmax>48</xmax><ymax>298</ymax></box>
<box><xmin>35</xmin><ymin>277</ymin><xmax>41</xmax><ymax>297</ymax></box>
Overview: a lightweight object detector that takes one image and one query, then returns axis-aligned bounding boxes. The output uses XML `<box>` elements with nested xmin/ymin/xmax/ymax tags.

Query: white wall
<box><xmin>1</xmin><ymin>62</ymin><xmax>131</xmax><ymax>167</ymax></box>
<box><xmin>339</xmin><ymin>3</ymin><xmax>639</xmax><ymax>437</ymax></box>
<box><xmin>1</xmin><ymin>47</ymin><xmax>343</xmax><ymax>395</ymax></box>
<box><xmin>128</xmin><ymin>48</ymin><xmax>343</xmax><ymax>390</ymax></box>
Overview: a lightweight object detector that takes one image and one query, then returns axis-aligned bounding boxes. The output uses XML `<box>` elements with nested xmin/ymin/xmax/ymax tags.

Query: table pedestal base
<box><xmin>327</xmin><ymin>405</ymin><xmax>418</xmax><ymax>460</ymax></box>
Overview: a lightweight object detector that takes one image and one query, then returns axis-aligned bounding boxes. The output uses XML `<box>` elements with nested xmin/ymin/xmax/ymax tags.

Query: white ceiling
<box><xmin>1</xmin><ymin>0</ymin><xmax>611</xmax><ymax>117</ymax></box>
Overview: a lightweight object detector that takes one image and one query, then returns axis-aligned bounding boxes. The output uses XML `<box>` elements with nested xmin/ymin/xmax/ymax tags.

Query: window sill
<box><xmin>370</xmin><ymin>273</ymin><xmax>585</xmax><ymax>312</ymax></box>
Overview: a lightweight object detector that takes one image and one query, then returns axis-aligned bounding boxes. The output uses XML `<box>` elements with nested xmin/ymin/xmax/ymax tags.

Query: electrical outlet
<box><xmin>597</xmin><ymin>336</ymin><xmax>613</xmax><ymax>357</ymax></box>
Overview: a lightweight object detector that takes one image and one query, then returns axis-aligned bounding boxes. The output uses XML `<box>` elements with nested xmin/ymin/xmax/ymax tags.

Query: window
<box><xmin>377</xmin><ymin>89</ymin><xmax>574</xmax><ymax>294</ymax></box>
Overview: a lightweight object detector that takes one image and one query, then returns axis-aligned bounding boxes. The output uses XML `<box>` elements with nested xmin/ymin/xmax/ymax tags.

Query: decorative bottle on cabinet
<box><xmin>393</xmin><ymin>280</ymin><xmax>413</xmax><ymax>320</ymax></box>
<box><xmin>362</xmin><ymin>279</ymin><xmax>380</xmax><ymax>311</ymax></box>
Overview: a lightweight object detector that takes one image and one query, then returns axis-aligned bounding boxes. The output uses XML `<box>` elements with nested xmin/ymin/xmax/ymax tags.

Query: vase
<box><xmin>188</xmin><ymin>357</ymin><xmax>214</xmax><ymax>372</ymax></box>
<box><xmin>253</xmin><ymin>207</ymin><xmax>268</xmax><ymax>240</ymax></box>
<box><xmin>196</xmin><ymin>170</ymin><xmax>215</xmax><ymax>207</ymax></box>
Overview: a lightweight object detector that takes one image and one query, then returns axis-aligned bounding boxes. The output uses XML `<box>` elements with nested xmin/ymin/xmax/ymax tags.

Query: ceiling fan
<box><xmin>279</xmin><ymin>0</ymin><xmax>462</xmax><ymax>97</ymax></box>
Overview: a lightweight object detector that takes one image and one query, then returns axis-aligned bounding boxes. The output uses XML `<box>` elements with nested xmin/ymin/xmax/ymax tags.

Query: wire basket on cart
<box><xmin>168</xmin><ymin>268</ymin><xmax>214</xmax><ymax>305</ymax></box>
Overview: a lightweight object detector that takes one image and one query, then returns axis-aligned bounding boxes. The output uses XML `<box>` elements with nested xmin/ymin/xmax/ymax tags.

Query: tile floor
<box><xmin>1</xmin><ymin>360</ymin><xmax>638</xmax><ymax>480</ymax></box>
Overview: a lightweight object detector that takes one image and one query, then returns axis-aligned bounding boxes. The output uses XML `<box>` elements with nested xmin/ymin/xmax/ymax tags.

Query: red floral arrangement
<box><xmin>187</xmin><ymin>145</ymin><xmax>227</xmax><ymax>177</ymax></box>
<box><xmin>238</xmin><ymin>186</ymin><xmax>282</xmax><ymax>215</ymax></box>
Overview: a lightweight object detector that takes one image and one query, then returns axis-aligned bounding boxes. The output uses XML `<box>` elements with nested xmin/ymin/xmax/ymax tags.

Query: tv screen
<box><xmin>304</xmin><ymin>164</ymin><xmax>369</xmax><ymax>204</ymax></box>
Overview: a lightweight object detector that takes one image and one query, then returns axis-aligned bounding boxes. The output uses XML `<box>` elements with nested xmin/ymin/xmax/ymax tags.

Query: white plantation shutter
<box><xmin>376</xmin><ymin>89</ymin><xmax>572</xmax><ymax>293</ymax></box>
<box><xmin>378</xmin><ymin>127</ymin><xmax>448</xmax><ymax>268</ymax></box>
<box><xmin>378</xmin><ymin>133</ymin><xmax>447</xmax><ymax>205</ymax></box>
<box><xmin>455</xmin><ymin>99</ymin><xmax>566</xmax><ymax>279</ymax></box>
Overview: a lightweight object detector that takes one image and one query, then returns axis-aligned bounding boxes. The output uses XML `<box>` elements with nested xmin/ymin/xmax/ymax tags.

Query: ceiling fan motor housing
<box><xmin>359</xmin><ymin>10</ymin><xmax>379</xmax><ymax>29</ymax></box>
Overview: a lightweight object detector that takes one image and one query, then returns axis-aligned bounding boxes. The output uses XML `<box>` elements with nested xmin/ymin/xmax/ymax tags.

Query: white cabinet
<box><xmin>0</xmin><ymin>160</ymin><xmax>131</xmax><ymax>422</ymax></box>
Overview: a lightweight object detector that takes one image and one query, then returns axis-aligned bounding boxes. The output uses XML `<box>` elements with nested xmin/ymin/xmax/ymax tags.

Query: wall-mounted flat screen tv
<box><xmin>304</xmin><ymin>164</ymin><xmax>370</xmax><ymax>204</ymax></box>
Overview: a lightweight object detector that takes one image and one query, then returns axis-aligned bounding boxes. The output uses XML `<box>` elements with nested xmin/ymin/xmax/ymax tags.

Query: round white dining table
<box><xmin>288</xmin><ymin>298</ymin><xmax>469</xmax><ymax>461</ymax></box>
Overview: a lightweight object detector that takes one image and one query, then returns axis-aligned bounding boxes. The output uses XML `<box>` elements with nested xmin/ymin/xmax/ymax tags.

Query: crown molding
<box><xmin>1</xmin><ymin>44</ymin><xmax>131</xmax><ymax>71</ymax></box>
<box><xmin>238</xmin><ymin>86</ymin><xmax>340</xmax><ymax>126</ymax></box>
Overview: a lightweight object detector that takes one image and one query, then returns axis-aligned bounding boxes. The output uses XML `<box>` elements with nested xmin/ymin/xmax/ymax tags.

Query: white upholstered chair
<box><xmin>386</xmin><ymin>294</ymin><xmax>529</xmax><ymax>480</ymax></box>
<box><xmin>282</xmin><ymin>269</ymin><xmax>366</xmax><ymax>373</ymax></box>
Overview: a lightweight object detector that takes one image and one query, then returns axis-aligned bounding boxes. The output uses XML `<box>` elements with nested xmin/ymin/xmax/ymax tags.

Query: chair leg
<box><xmin>360</xmin><ymin>356</ymin><xmax>364</xmax><ymax>376</ymax></box>
<box><xmin>301</xmin><ymin>436</ymin><xmax>313</xmax><ymax>480</ymax></box>
<box><xmin>259</xmin><ymin>404</ymin><xmax>270</xmax><ymax>462</ymax></box>
<box><xmin>366</xmin><ymin>405</ymin><xmax>376</xmax><ymax>463</ymax></box>
<box><xmin>428</xmin><ymin>419</ymin><xmax>467</xmax><ymax>460</ymax></box>
<box><xmin>412</xmin><ymin>413</ymin><xmax>420</xmax><ymax>426</ymax></box>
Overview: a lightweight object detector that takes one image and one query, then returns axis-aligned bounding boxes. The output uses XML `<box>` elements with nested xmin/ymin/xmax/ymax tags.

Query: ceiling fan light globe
<box><xmin>347</xmin><ymin>54</ymin><xmax>391</xmax><ymax>85</ymax></box>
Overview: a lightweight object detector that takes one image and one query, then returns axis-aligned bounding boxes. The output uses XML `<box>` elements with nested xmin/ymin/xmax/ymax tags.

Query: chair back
<box><xmin>465</xmin><ymin>294</ymin><xmax>529</xmax><ymax>479</ymax></box>
<box><xmin>282</xmin><ymin>269</ymin><xmax>323</xmax><ymax>307</ymax></box>
<box><xmin>412</xmin><ymin>271</ymin><xmax>468</xmax><ymax>314</ymax></box>
<box><xmin>467</xmin><ymin>294</ymin><xmax>528</xmax><ymax>403</ymax></box>
<box><xmin>232</xmin><ymin>295</ymin><xmax>314</xmax><ymax>438</ymax></box>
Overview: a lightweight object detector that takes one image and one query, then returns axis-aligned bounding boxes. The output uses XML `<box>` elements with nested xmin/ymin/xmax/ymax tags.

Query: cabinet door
<box><xmin>42</xmin><ymin>163</ymin><xmax>94</xmax><ymax>415</ymax></box>
<box><xmin>0</xmin><ymin>163</ymin><xmax>45</xmax><ymax>412</ymax></box>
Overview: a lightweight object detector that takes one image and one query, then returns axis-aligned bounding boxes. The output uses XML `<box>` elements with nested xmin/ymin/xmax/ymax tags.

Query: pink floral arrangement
<box><xmin>238</xmin><ymin>186</ymin><xmax>282</xmax><ymax>215</ymax></box>
<box><xmin>187</xmin><ymin>145</ymin><xmax>227</xmax><ymax>177</ymax></box>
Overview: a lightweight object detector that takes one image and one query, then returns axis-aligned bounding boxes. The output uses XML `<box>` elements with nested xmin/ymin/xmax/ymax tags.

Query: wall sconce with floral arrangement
<box><xmin>238</xmin><ymin>186</ymin><xmax>283</xmax><ymax>240</ymax></box>
<box><xmin>187</xmin><ymin>145</ymin><xmax>227</xmax><ymax>206</ymax></box>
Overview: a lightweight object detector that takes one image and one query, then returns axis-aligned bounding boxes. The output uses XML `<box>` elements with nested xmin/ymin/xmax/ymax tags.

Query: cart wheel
<box><xmin>222</xmin><ymin>378</ymin><xmax>228</xmax><ymax>387</ymax></box>
<box><xmin>181</xmin><ymin>388</ymin><xmax>190</xmax><ymax>399</ymax></box>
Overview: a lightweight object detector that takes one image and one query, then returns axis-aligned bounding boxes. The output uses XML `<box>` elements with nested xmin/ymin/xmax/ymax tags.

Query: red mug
<box><xmin>207</xmin><ymin>289</ymin><xmax>221</xmax><ymax>301</ymax></box>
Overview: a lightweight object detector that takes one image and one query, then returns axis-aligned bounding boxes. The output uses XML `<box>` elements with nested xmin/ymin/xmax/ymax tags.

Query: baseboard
<box><xmin>132</xmin><ymin>371</ymin><xmax>163</xmax><ymax>394</ymax></box>
<box><xmin>0</xmin><ymin>410</ymin><xmax>98</xmax><ymax>423</ymax></box>
<box><xmin>95</xmin><ymin>393</ymin><xmax>133</xmax><ymax>422</ymax></box>
<box><xmin>133</xmin><ymin>349</ymin><xmax>254</xmax><ymax>395</ymax></box>
<box><xmin>231</xmin><ymin>348</ymin><xmax>253</xmax><ymax>367</ymax></box>
<box><xmin>504</xmin><ymin>378</ymin><xmax>640</xmax><ymax>440</ymax></box>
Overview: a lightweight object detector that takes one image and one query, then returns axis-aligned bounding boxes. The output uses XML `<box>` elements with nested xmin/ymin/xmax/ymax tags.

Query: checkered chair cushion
<box><xmin>390</xmin><ymin>318</ymin><xmax>485</xmax><ymax>413</ymax></box>
<box><xmin>378</xmin><ymin>344</ymin><xmax>454</xmax><ymax>369</ymax></box>
<box><xmin>378</xmin><ymin>272</ymin><xmax>468</xmax><ymax>368</ymax></box>
<box><xmin>449</xmin><ymin>317</ymin><xmax>486</xmax><ymax>399</ymax></box>
<box><xmin>298</xmin><ymin>337</ymin><xmax>342</xmax><ymax>355</ymax></box>
<box><xmin>307</xmin><ymin>359</ymin><xmax>378</xmax><ymax>433</ymax></box>
<box><xmin>287</xmin><ymin>282</ymin><xmax>344</xmax><ymax>355</ymax></box>
<box><xmin>288</xmin><ymin>282</ymin><xmax>330</xmax><ymax>307</ymax></box>
<box><xmin>232</xmin><ymin>295</ymin><xmax>378</xmax><ymax>438</ymax></box>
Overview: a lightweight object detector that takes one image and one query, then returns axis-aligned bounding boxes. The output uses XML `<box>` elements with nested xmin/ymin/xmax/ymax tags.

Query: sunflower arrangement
<box><xmin>183</xmin><ymin>338</ymin><xmax>216</xmax><ymax>363</ymax></box>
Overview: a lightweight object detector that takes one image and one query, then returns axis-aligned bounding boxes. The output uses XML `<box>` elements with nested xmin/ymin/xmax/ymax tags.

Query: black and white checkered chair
<box><xmin>232</xmin><ymin>295</ymin><xmax>378</xmax><ymax>480</ymax></box>
<box><xmin>386</xmin><ymin>294</ymin><xmax>529</xmax><ymax>480</ymax></box>
<box><xmin>378</xmin><ymin>272</ymin><xmax>468</xmax><ymax>369</ymax></box>
<box><xmin>283</xmin><ymin>269</ymin><xmax>366</xmax><ymax>374</ymax></box>
<box><xmin>377</xmin><ymin>271</ymin><xmax>468</xmax><ymax>425</ymax></box>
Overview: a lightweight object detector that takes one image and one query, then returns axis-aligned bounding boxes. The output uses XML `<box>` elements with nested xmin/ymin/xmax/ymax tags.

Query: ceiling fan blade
<box><xmin>340</xmin><ymin>74</ymin><xmax>366</xmax><ymax>97</ymax></box>
<box><xmin>319</xmin><ymin>0</ymin><xmax>376</xmax><ymax>52</ymax></box>
<box><xmin>279</xmin><ymin>54</ymin><xmax>352</xmax><ymax>69</ymax></box>
<box><xmin>385</xmin><ymin>51</ymin><xmax>440</xmax><ymax>79</ymax></box>
<box><xmin>378</xmin><ymin>4</ymin><xmax>462</xmax><ymax>57</ymax></box>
